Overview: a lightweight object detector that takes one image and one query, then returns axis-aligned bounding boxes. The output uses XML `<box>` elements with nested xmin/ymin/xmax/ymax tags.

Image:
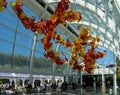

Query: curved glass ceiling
<box><xmin>35</xmin><ymin>0</ymin><xmax>120</xmax><ymax>60</ymax></box>
<box><xmin>36</xmin><ymin>0</ymin><xmax>120</xmax><ymax>66</ymax></box>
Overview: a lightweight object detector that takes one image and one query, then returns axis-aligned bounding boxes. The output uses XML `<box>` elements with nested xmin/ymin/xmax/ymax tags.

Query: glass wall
<box><xmin>0</xmin><ymin>0</ymin><xmax>117</xmax><ymax>76</ymax></box>
<box><xmin>0</xmin><ymin>2</ymin><xmax>54</xmax><ymax>74</ymax></box>
<box><xmin>0</xmin><ymin>1</ymin><xmax>68</xmax><ymax>75</ymax></box>
<box><xmin>0</xmin><ymin>4</ymin><xmax>35</xmax><ymax>72</ymax></box>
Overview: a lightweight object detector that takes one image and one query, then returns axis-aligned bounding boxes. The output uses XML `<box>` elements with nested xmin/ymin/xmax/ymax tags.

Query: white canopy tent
<box><xmin>0</xmin><ymin>72</ymin><xmax>64</xmax><ymax>80</ymax></box>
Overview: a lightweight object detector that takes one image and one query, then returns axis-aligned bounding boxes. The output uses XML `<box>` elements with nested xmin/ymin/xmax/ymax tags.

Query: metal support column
<box><xmin>75</xmin><ymin>71</ymin><xmax>79</xmax><ymax>85</ymax></box>
<box><xmin>11</xmin><ymin>19</ymin><xmax>19</xmax><ymax>68</ymax></box>
<box><xmin>102</xmin><ymin>67</ymin><xmax>105</xmax><ymax>93</ymax></box>
<box><xmin>65</xmin><ymin>53</ymin><xmax>71</xmax><ymax>83</ymax></box>
<box><xmin>29</xmin><ymin>34</ymin><xmax>37</xmax><ymax>84</ymax></box>
<box><xmin>52</xmin><ymin>62</ymin><xmax>56</xmax><ymax>83</ymax></box>
<box><xmin>65</xmin><ymin>64</ymin><xmax>69</xmax><ymax>83</ymax></box>
<box><xmin>113</xmin><ymin>53</ymin><xmax>117</xmax><ymax>95</ymax></box>
<box><xmin>80</xmin><ymin>71</ymin><xmax>83</xmax><ymax>86</ymax></box>
<box><xmin>113</xmin><ymin>69</ymin><xmax>117</xmax><ymax>95</ymax></box>
<box><xmin>52</xmin><ymin>44</ymin><xmax>60</xmax><ymax>83</ymax></box>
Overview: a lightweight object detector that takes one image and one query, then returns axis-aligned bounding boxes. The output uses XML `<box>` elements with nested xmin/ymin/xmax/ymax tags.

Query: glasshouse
<box><xmin>0</xmin><ymin>0</ymin><xmax>120</xmax><ymax>95</ymax></box>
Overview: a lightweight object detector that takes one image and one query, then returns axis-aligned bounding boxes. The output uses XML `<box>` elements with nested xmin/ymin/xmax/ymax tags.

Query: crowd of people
<box><xmin>0</xmin><ymin>80</ymin><xmax>97</xmax><ymax>94</ymax></box>
<box><xmin>25</xmin><ymin>80</ymin><xmax>78</xmax><ymax>94</ymax></box>
<box><xmin>1</xmin><ymin>79</ymin><xmax>112</xmax><ymax>94</ymax></box>
<box><xmin>0</xmin><ymin>83</ymin><xmax>18</xmax><ymax>94</ymax></box>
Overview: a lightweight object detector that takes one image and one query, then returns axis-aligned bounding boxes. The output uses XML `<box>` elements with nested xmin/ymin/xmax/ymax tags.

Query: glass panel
<box><xmin>0</xmin><ymin>6</ymin><xmax>18</xmax><ymax>30</ymax></box>
<box><xmin>106</xmin><ymin>31</ymin><xmax>112</xmax><ymax>40</ymax></box>
<box><xmin>86</xmin><ymin>0</ymin><xmax>96</xmax><ymax>5</ymax></box>
<box><xmin>34</xmin><ymin>52</ymin><xmax>53</xmax><ymax>74</ymax></box>
<box><xmin>86</xmin><ymin>2</ymin><xmax>96</xmax><ymax>11</ymax></box>
<box><xmin>81</xmin><ymin>13</ymin><xmax>89</xmax><ymax>22</ymax></box>
<box><xmin>0</xmin><ymin>26</ymin><xmax>15</xmax><ymax>43</ymax></box>
<box><xmin>0</xmin><ymin>41</ymin><xmax>13</xmax><ymax>68</ymax></box>
<box><xmin>13</xmin><ymin>54</ymin><xmax>29</xmax><ymax>71</ymax></box>
<box><xmin>0</xmin><ymin>40</ymin><xmax>13</xmax><ymax>54</ymax></box>
<box><xmin>14</xmin><ymin>46</ymin><xmax>31</xmax><ymax>57</ymax></box>
<box><xmin>55</xmin><ymin>63</ymin><xmax>67</xmax><ymax>74</ymax></box>
<box><xmin>71</xmin><ymin>3</ymin><xmax>84</xmax><ymax>11</ymax></box>
<box><xmin>35</xmin><ymin>42</ymin><xmax>45</xmax><ymax>53</ymax></box>
<box><xmin>15</xmin><ymin>33</ymin><xmax>33</xmax><ymax>49</ymax></box>
<box><xmin>105</xmin><ymin>39</ymin><xmax>110</xmax><ymax>45</ymax></box>
<box><xmin>97</xmin><ymin>47</ymin><xmax>115</xmax><ymax>66</ymax></box>
<box><xmin>17</xmin><ymin>22</ymin><xmax>34</xmax><ymax>38</ymax></box>
<box><xmin>114</xmin><ymin>39</ymin><xmax>119</xmax><ymax>46</ymax></box>
<box><xmin>13</xmin><ymin>46</ymin><xmax>30</xmax><ymax>70</ymax></box>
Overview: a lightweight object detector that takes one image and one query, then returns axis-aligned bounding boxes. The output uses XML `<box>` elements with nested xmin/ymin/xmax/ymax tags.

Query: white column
<box><xmin>80</xmin><ymin>71</ymin><xmax>83</xmax><ymax>95</ymax></box>
<box><xmin>65</xmin><ymin>53</ymin><xmax>71</xmax><ymax>84</ymax></box>
<box><xmin>33</xmin><ymin>78</ymin><xmax>35</xmax><ymax>88</ymax></box>
<box><xmin>41</xmin><ymin>78</ymin><xmax>45</xmax><ymax>86</ymax></box>
<box><xmin>52</xmin><ymin>63</ymin><xmax>56</xmax><ymax>83</ymax></box>
<box><xmin>65</xmin><ymin>64</ymin><xmax>69</xmax><ymax>83</ymax></box>
<box><xmin>113</xmin><ymin>50</ymin><xmax>117</xmax><ymax>95</ymax></box>
<box><xmin>101</xmin><ymin>68</ymin><xmax>105</xmax><ymax>93</ymax></box>
<box><xmin>9</xmin><ymin>78</ymin><xmax>13</xmax><ymax>86</ymax></box>
<box><xmin>40</xmin><ymin>79</ymin><xmax>42</xmax><ymax>86</ymax></box>
<box><xmin>29</xmin><ymin>35</ymin><xmax>37</xmax><ymax>84</ymax></box>
<box><xmin>113</xmin><ymin>71</ymin><xmax>117</xmax><ymax>95</ymax></box>
<box><xmin>65</xmin><ymin>76</ymin><xmax>69</xmax><ymax>83</ymax></box>
<box><xmin>22</xmin><ymin>78</ymin><xmax>25</xmax><ymax>87</ymax></box>
<box><xmin>52</xmin><ymin>44</ymin><xmax>60</xmax><ymax>83</ymax></box>
<box><xmin>14</xmin><ymin>78</ymin><xmax>17</xmax><ymax>89</ymax></box>
<box><xmin>75</xmin><ymin>71</ymin><xmax>79</xmax><ymax>85</ymax></box>
<box><xmin>113</xmin><ymin>54</ymin><xmax>117</xmax><ymax>95</ymax></box>
<box><xmin>80</xmin><ymin>71</ymin><xmax>83</xmax><ymax>86</ymax></box>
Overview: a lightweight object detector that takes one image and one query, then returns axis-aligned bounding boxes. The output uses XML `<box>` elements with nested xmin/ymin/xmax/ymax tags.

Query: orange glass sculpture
<box><xmin>0</xmin><ymin>0</ymin><xmax>7</xmax><ymax>12</ymax></box>
<box><xmin>1</xmin><ymin>0</ymin><xmax>105</xmax><ymax>74</ymax></box>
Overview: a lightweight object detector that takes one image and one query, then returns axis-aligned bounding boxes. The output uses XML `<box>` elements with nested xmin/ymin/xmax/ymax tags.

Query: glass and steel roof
<box><xmin>32</xmin><ymin>0</ymin><xmax>120</xmax><ymax>61</ymax></box>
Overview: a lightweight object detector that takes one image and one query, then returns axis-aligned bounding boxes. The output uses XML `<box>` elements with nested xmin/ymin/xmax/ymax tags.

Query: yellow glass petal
<box><xmin>0</xmin><ymin>7</ymin><xmax>3</xmax><ymax>12</ymax></box>
<box><xmin>10</xmin><ymin>2</ymin><xmax>16</xmax><ymax>6</ymax></box>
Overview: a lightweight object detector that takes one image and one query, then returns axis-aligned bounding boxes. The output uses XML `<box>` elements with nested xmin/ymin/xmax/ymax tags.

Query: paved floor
<box><xmin>23</xmin><ymin>87</ymin><xmax>120</xmax><ymax>95</ymax></box>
